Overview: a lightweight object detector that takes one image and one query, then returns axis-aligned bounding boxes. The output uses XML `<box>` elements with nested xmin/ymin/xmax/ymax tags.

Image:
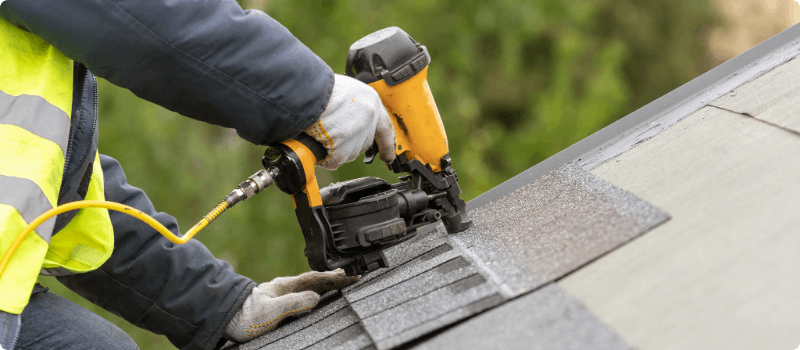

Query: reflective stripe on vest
<box><xmin>0</xmin><ymin>19</ymin><xmax>113</xmax><ymax>314</ymax></box>
<box><xmin>41</xmin><ymin>152</ymin><xmax>113</xmax><ymax>277</ymax></box>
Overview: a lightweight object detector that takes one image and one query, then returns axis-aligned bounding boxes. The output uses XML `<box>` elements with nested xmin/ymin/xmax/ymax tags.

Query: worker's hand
<box><xmin>305</xmin><ymin>74</ymin><xmax>396</xmax><ymax>170</ymax></box>
<box><xmin>223</xmin><ymin>269</ymin><xmax>359</xmax><ymax>342</ymax></box>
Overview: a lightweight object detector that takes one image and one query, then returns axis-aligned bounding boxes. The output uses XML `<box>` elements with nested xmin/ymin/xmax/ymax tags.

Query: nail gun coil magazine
<box><xmin>322</xmin><ymin>176</ymin><xmax>441</xmax><ymax>249</ymax></box>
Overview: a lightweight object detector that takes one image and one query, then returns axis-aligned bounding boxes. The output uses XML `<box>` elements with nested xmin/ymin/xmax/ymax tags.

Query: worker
<box><xmin>0</xmin><ymin>1</ymin><xmax>398</xmax><ymax>349</ymax></box>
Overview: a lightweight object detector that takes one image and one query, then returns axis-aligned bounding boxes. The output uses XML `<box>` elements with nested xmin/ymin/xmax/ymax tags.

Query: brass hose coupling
<box><xmin>223</xmin><ymin>168</ymin><xmax>278</xmax><ymax>207</ymax></box>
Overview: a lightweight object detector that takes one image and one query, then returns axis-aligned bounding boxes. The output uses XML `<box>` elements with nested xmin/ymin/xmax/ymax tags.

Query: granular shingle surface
<box><xmin>408</xmin><ymin>284</ymin><xmax>630</xmax><ymax>350</ymax></box>
<box><xmin>349</xmin><ymin>257</ymin><xmax>475</xmax><ymax>318</ymax></box>
<box><xmin>227</xmin><ymin>163</ymin><xmax>668</xmax><ymax>350</ymax></box>
<box><xmin>257</xmin><ymin>307</ymin><xmax>359</xmax><ymax>350</ymax></box>
<box><xmin>344</xmin><ymin>243</ymin><xmax>455</xmax><ymax>303</ymax></box>
<box><xmin>457</xmin><ymin>162</ymin><xmax>670</xmax><ymax>298</ymax></box>
<box><xmin>361</xmin><ymin>273</ymin><xmax>497</xmax><ymax>342</ymax></box>
<box><xmin>303</xmin><ymin>323</ymin><xmax>373</xmax><ymax>350</ymax></box>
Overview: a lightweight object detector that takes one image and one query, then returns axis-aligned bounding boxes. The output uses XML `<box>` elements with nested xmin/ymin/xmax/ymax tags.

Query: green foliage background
<box><xmin>41</xmin><ymin>0</ymin><xmax>718</xmax><ymax>348</ymax></box>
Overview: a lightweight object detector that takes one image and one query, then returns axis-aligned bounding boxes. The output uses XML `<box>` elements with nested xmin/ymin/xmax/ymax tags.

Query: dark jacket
<box><xmin>0</xmin><ymin>0</ymin><xmax>334</xmax><ymax>145</ymax></box>
<box><xmin>0</xmin><ymin>0</ymin><xmax>334</xmax><ymax>349</ymax></box>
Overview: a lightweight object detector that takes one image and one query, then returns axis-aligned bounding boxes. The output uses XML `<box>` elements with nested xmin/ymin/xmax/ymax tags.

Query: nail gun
<box><xmin>250</xmin><ymin>27</ymin><xmax>471</xmax><ymax>276</ymax></box>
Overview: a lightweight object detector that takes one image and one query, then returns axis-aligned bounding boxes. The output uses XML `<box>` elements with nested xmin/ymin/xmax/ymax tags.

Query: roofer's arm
<box><xmin>0</xmin><ymin>0</ymin><xmax>395</xmax><ymax>167</ymax></box>
<box><xmin>0</xmin><ymin>0</ymin><xmax>392</xmax><ymax>348</ymax></box>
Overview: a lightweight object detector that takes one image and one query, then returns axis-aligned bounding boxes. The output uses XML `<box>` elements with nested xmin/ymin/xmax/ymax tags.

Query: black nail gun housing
<box><xmin>319</xmin><ymin>177</ymin><xmax>444</xmax><ymax>274</ymax></box>
<box><xmin>264</xmin><ymin>145</ymin><xmax>472</xmax><ymax>276</ymax></box>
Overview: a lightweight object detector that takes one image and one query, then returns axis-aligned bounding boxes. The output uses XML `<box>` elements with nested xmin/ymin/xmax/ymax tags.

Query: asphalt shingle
<box><xmin>349</xmin><ymin>257</ymin><xmax>475</xmax><ymax>318</ymax></box>
<box><xmin>457</xmin><ymin>162</ymin><xmax>670</xmax><ymax>298</ymax></box>
<box><xmin>408</xmin><ymin>284</ymin><xmax>630</xmax><ymax>350</ymax></box>
<box><xmin>303</xmin><ymin>323</ymin><xmax>373</xmax><ymax>350</ymax></box>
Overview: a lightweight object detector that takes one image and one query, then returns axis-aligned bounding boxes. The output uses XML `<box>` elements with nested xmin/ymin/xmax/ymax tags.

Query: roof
<box><xmin>227</xmin><ymin>22</ymin><xmax>800</xmax><ymax>350</ymax></box>
<box><xmin>559</xmin><ymin>31</ymin><xmax>800</xmax><ymax>350</ymax></box>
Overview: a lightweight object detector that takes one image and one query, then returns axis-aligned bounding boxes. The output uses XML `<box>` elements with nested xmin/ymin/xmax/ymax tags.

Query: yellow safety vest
<box><xmin>0</xmin><ymin>19</ymin><xmax>114</xmax><ymax>314</ymax></box>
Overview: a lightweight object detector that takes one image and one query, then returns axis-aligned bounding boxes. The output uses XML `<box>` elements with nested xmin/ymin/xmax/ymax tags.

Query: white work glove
<box><xmin>223</xmin><ymin>269</ymin><xmax>359</xmax><ymax>342</ymax></box>
<box><xmin>305</xmin><ymin>74</ymin><xmax>396</xmax><ymax>170</ymax></box>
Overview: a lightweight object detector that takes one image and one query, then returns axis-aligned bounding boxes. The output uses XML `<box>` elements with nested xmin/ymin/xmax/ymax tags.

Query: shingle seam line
<box><xmin>376</xmin><ymin>293</ymin><xmax>505</xmax><ymax>350</ymax></box>
<box><xmin>446</xmin><ymin>236</ymin><xmax>514</xmax><ymax>298</ymax></box>
<box><xmin>355</xmin><ymin>234</ymin><xmax>513</xmax><ymax>326</ymax></box>
<box><xmin>297</xmin><ymin>317</ymin><xmax>362</xmax><ymax>350</ymax></box>
<box><xmin>345</xmin><ymin>288</ymin><xmax>380</xmax><ymax>348</ymax></box>
<box><xmin>349</xmin><ymin>255</ymin><xmax>463</xmax><ymax>303</ymax></box>
<box><xmin>359</xmin><ymin>319</ymin><xmax>378</xmax><ymax>350</ymax></box>
<box><xmin>347</xmin><ymin>241</ymin><xmax>452</xmax><ymax>297</ymax></box>
<box><xmin>397</xmin><ymin>282</ymin><xmax>563</xmax><ymax>350</ymax></box>
<box><xmin>577</xmin><ymin>45</ymin><xmax>800</xmax><ymax>171</ymax></box>
<box><xmin>707</xmin><ymin>104</ymin><xmax>800</xmax><ymax>138</ymax></box>
<box><xmin>554</xmin><ymin>217</ymin><xmax>671</xmax><ymax>284</ymax></box>
<box><xmin>259</xmin><ymin>296</ymin><xmax>350</xmax><ymax>347</ymax></box>
<box><xmin>360</xmin><ymin>271</ymin><xmax>481</xmax><ymax>325</ymax></box>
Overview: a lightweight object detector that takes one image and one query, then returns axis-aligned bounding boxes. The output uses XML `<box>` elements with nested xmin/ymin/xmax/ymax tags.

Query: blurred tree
<box><xmin>39</xmin><ymin>0</ymin><xmax>718</xmax><ymax>348</ymax></box>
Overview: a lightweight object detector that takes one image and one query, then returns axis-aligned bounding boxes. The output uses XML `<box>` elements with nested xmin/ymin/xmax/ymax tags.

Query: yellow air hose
<box><xmin>0</xmin><ymin>168</ymin><xmax>275</xmax><ymax>279</ymax></box>
<box><xmin>0</xmin><ymin>200</ymin><xmax>228</xmax><ymax>278</ymax></box>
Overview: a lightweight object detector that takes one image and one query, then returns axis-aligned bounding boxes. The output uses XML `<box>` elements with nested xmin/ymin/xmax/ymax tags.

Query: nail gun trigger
<box><xmin>363</xmin><ymin>141</ymin><xmax>379</xmax><ymax>164</ymax></box>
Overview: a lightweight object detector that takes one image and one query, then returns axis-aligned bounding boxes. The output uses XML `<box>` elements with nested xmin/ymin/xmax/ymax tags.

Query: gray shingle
<box><xmin>455</xmin><ymin>162</ymin><xmax>670</xmax><ymax>298</ymax></box>
<box><xmin>259</xmin><ymin>306</ymin><xmax>359</xmax><ymax>350</ymax></box>
<box><xmin>303</xmin><ymin>323</ymin><xmax>373</xmax><ymax>350</ymax></box>
<box><xmin>345</xmin><ymin>244</ymin><xmax>459</xmax><ymax>305</ymax></box>
<box><xmin>342</xmin><ymin>226</ymin><xmax>451</xmax><ymax>293</ymax></box>
<box><xmin>379</xmin><ymin>294</ymin><xmax>506</xmax><ymax>350</ymax></box>
<box><xmin>407</xmin><ymin>284</ymin><xmax>630</xmax><ymax>350</ymax></box>
<box><xmin>361</xmin><ymin>273</ymin><xmax>499</xmax><ymax>346</ymax></box>
<box><xmin>350</xmin><ymin>257</ymin><xmax>474</xmax><ymax>318</ymax></box>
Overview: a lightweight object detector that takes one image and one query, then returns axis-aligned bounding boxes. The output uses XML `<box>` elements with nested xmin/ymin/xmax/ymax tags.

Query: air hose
<box><xmin>0</xmin><ymin>169</ymin><xmax>276</xmax><ymax>278</ymax></box>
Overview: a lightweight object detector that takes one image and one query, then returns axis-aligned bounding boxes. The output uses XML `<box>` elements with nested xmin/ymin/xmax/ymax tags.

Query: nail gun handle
<box><xmin>295</xmin><ymin>132</ymin><xmax>328</xmax><ymax>163</ymax></box>
<box><xmin>263</xmin><ymin>133</ymin><xmax>325</xmax><ymax>202</ymax></box>
<box><xmin>262</xmin><ymin>134</ymin><xmax>356</xmax><ymax>273</ymax></box>
<box><xmin>286</xmin><ymin>133</ymin><xmax>326</xmax><ymax>208</ymax></box>
<box><xmin>262</xmin><ymin>132</ymin><xmax>326</xmax><ymax>200</ymax></box>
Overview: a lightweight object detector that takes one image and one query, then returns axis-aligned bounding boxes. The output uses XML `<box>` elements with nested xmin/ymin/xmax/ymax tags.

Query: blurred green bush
<box><xmin>40</xmin><ymin>0</ymin><xmax>718</xmax><ymax>348</ymax></box>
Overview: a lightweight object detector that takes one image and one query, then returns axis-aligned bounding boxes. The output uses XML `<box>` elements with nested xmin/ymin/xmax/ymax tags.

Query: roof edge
<box><xmin>467</xmin><ymin>23</ymin><xmax>800</xmax><ymax>212</ymax></box>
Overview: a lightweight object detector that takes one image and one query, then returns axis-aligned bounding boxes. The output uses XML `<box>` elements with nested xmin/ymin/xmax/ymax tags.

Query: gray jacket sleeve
<box><xmin>57</xmin><ymin>155</ymin><xmax>256</xmax><ymax>350</ymax></box>
<box><xmin>0</xmin><ymin>0</ymin><xmax>334</xmax><ymax>144</ymax></box>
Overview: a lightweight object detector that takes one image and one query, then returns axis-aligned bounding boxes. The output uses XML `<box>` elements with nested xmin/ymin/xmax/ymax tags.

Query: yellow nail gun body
<box><xmin>263</xmin><ymin>27</ymin><xmax>471</xmax><ymax>275</ymax></box>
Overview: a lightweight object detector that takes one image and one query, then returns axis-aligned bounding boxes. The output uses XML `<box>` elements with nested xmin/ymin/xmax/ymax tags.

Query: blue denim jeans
<box><xmin>13</xmin><ymin>288</ymin><xmax>139</xmax><ymax>350</ymax></box>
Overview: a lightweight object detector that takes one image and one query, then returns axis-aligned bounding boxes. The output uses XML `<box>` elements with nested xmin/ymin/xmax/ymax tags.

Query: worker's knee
<box><xmin>17</xmin><ymin>291</ymin><xmax>139</xmax><ymax>350</ymax></box>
